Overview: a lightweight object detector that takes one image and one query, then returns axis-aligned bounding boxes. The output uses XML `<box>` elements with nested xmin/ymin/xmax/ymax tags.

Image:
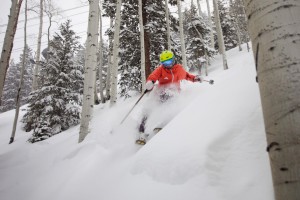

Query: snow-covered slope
<box><xmin>0</xmin><ymin>44</ymin><xmax>274</xmax><ymax>200</ymax></box>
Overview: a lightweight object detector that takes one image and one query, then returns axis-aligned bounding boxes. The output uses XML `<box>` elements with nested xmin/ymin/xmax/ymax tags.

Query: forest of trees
<box><xmin>0</xmin><ymin>0</ymin><xmax>249</xmax><ymax>142</ymax></box>
<box><xmin>0</xmin><ymin>0</ymin><xmax>299</xmax><ymax>199</ymax></box>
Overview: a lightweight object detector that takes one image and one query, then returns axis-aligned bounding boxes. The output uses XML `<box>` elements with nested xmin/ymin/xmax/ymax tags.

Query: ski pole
<box><xmin>204</xmin><ymin>79</ymin><xmax>214</xmax><ymax>85</ymax></box>
<box><xmin>120</xmin><ymin>90</ymin><xmax>149</xmax><ymax>124</ymax></box>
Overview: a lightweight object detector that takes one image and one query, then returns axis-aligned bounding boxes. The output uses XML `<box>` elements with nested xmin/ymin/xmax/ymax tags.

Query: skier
<box><xmin>136</xmin><ymin>50</ymin><xmax>203</xmax><ymax>144</ymax></box>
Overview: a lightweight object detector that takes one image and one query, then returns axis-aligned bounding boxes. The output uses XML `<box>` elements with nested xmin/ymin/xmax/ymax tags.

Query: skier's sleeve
<box><xmin>147</xmin><ymin>66</ymin><xmax>162</xmax><ymax>83</ymax></box>
<box><xmin>178</xmin><ymin>65</ymin><xmax>196</xmax><ymax>82</ymax></box>
<box><xmin>186</xmin><ymin>71</ymin><xmax>196</xmax><ymax>82</ymax></box>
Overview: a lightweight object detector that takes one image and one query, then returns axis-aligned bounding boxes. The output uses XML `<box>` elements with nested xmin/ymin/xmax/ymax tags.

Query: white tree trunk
<box><xmin>10</xmin><ymin>0</ymin><xmax>27</xmax><ymax>144</ymax></box>
<box><xmin>44</xmin><ymin>0</ymin><xmax>59</xmax><ymax>63</ymax></box>
<box><xmin>177</xmin><ymin>0</ymin><xmax>187</xmax><ymax>69</ymax></box>
<box><xmin>78</xmin><ymin>0</ymin><xmax>99</xmax><ymax>143</ymax></box>
<box><xmin>32</xmin><ymin>0</ymin><xmax>43</xmax><ymax>91</ymax></box>
<box><xmin>205</xmin><ymin>0</ymin><xmax>214</xmax><ymax>51</ymax></box>
<box><xmin>235</xmin><ymin>22</ymin><xmax>242</xmax><ymax>51</ymax></box>
<box><xmin>244</xmin><ymin>0</ymin><xmax>300</xmax><ymax>199</ymax></box>
<box><xmin>213</xmin><ymin>0</ymin><xmax>228</xmax><ymax>70</ymax></box>
<box><xmin>94</xmin><ymin>4</ymin><xmax>100</xmax><ymax>106</ymax></box>
<box><xmin>45</xmin><ymin>0</ymin><xmax>54</xmax><ymax>63</ymax></box>
<box><xmin>46</xmin><ymin>15</ymin><xmax>51</xmax><ymax>63</ymax></box>
<box><xmin>98</xmin><ymin>3</ymin><xmax>105</xmax><ymax>103</ymax></box>
<box><xmin>110</xmin><ymin>0</ymin><xmax>122</xmax><ymax>105</ymax></box>
<box><xmin>196</xmin><ymin>0</ymin><xmax>202</xmax><ymax>16</ymax></box>
<box><xmin>0</xmin><ymin>0</ymin><xmax>23</xmax><ymax>105</ymax></box>
<box><xmin>105</xmin><ymin>17</ymin><xmax>113</xmax><ymax>100</ymax></box>
<box><xmin>138</xmin><ymin>0</ymin><xmax>146</xmax><ymax>91</ymax></box>
<box><xmin>240</xmin><ymin>0</ymin><xmax>250</xmax><ymax>52</ymax></box>
<box><xmin>93</xmin><ymin>5</ymin><xmax>101</xmax><ymax>104</ymax></box>
<box><xmin>164</xmin><ymin>0</ymin><xmax>171</xmax><ymax>50</ymax></box>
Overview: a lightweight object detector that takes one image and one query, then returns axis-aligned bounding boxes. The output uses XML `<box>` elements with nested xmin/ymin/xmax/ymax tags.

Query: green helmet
<box><xmin>160</xmin><ymin>50</ymin><xmax>174</xmax><ymax>62</ymax></box>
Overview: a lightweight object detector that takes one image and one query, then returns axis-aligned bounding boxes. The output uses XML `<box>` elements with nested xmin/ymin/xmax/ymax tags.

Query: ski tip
<box><xmin>153</xmin><ymin>128</ymin><xmax>163</xmax><ymax>133</ymax></box>
<box><xmin>135</xmin><ymin>140</ymin><xmax>146</xmax><ymax>145</ymax></box>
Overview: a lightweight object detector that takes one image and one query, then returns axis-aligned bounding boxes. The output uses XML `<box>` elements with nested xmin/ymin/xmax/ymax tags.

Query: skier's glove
<box><xmin>194</xmin><ymin>75</ymin><xmax>203</xmax><ymax>83</ymax></box>
<box><xmin>145</xmin><ymin>81</ymin><xmax>154</xmax><ymax>91</ymax></box>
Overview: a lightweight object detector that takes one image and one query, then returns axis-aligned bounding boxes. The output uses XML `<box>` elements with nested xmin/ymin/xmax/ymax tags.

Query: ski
<box><xmin>153</xmin><ymin>127</ymin><xmax>162</xmax><ymax>133</ymax></box>
<box><xmin>135</xmin><ymin>128</ymin><xmax>163</xmax><ymax>145</ymax></box>
<box><xmin>135</xmin><ymin>139</ymin><xmax>146</xmax><ymax>145</ymax></box>
<box><xmin>135</xmin><ymin>132</ymin><xmax>147</xmax><ymax>145</ymax></box>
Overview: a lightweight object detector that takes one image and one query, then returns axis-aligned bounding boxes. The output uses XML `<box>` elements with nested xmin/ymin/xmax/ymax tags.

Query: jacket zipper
<box><xmin>170</xmin><ymin>69</ymin><xmax>174</xmax><ymax>83</ymax></box>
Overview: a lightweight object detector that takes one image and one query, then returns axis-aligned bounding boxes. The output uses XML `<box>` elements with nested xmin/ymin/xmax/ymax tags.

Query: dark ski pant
<box><xmin>139</xmin><ymin>116</ymin><xmax>147</xmax><ymax>133</ymax></box>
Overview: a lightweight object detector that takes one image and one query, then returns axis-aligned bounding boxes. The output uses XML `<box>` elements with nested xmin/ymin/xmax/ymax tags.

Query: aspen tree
<box><xmin>177</xmin><ymin>0</ymin><xmax>187</xmax><ymax>68</ymax></box>
<box><xmin>98</xmin><ymin>3</ymin><xmax>105</xmax><ymax>103</ymax></box>
<box><xmin>239</xmin><ymin>0</ymin><xmax>250</xmax><ymax>52</ymax></box>
<box><xmin>196</xmin><ymin>0</ymin><xmax>202</xmax><ymax>15</ymax></box>
<box><xmin>213</xmin><ymin>0</ymin><xmax>228</xmax><ymax>70</ymax></box>
<box><xmin>10</xmin><ymin>0</ymin><xmax>27</xmax><ymax>144</ymax></box>
<box><xmin>45</xmin><ymin>0</ymin><xmax>53</xmax><ymax>63</ymax></box>
<box><xmin>0</xmin><ymin>0</ymin><xmax>23</xmax><ymax>105</ymax></box>
<box><xmin>110</xmin><ymin>0</ymin><xmax>122</xmax><ymax>105</ymax></box>
<box><xmin>79</xmin><ymin>0</ymin><xmax>99</xmax><ymax>143</ymax></box>
<box><xmin>105</xmin><ymin>17</ymin><xmax>113</xmax><ymax>100</ymax></box>
<box><xmin>43</xmin><ymin>0</ymin><xmax>59</xmax><ymax>63</ymax></box>
<box><xmin>92</xmin><ymin>4</ymin><xmax>101</xmax><ymax>105</ymax></box>
<box><xmin>138</xmin><ymin>0</ymin><xmax>146</xmax><ymax>91</ymax></box>
<box><xmin>244</xmin><ymin>0</ymin><xmax>300</xmax><ymax>199</ymax></box>
<box><xmin>32</xmin><ymin>0</ymin><xmax>43</xmax><ymax>91</ymax></box>
<box><xmin>164</xmin><ymin>0</ymin><xmax>171</xmax><ymax>50</ymax></box>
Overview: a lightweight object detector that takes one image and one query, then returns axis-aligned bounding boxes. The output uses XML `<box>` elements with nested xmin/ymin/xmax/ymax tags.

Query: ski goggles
<box><xmin>161</xmin><ymin>58</ymin><xmax>174</xmax><ymax>68</ymax></box>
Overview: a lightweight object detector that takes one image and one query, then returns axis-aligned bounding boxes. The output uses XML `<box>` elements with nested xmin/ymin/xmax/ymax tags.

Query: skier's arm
<box><xmin>185</xmin><ymin>72</ymin><xmax>196</xmax><ymax>82</ymax></box>
<box><xmin>187</xmin><ymin>73</ymin><xmax>204</xmax><ymax>82</ymax></box>
<box><xmin>178</xmin><ymin>66</ymin><xmax>196</xmax><ymax>82</ymax></box>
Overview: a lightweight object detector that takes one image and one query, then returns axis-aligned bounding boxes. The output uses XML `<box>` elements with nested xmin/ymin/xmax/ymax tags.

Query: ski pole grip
<box><xmin>204</xmin><ymin>79</ymin><xmax>214</xmax><ymax>85</ymax></box>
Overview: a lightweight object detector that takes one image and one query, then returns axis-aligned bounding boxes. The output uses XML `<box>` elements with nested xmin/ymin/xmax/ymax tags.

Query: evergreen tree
<box><xmin>144</xmin><ymin>0</ymin><xmax>181</xmax><ymax>73</ymax></box>
<box><xmin>0</xmin><ymin>60</ymin><xmax>19</xmax><ymax>113</ymax></box>
<box><xmin>183</xmin><ymin>4</ymin><xmax>216</xmax><ymax>71</ymax></box>
<box><xmin>103</xmin><ymin>0</ymin><xmax>180</xmax><ymax>98</ymax></box>
<box><xmin>230</xmin><ymin>0</ymin><xmax>249</xmax><ymax>44</ymax></box>
<box><xmin>118</xmin><ymin>0</ymin><xmax>141</xmax><ymax>98</ymax></box>
<box><xmin>73</xmin><ymin>45</ymin><xmax>85</xmax><ymax>95</ymax></box>
<box><xmin>23</xmin><ymin>20</ymin><xmax>83</xmax><ymax>142</ymax></box>
<box><xmin>96</xmin><ymin>41</ymin><xmax>109</xmax><ymax>97</ymax></box>
<box><xmin>21</xmin><ymin>47</ymin><xmax>34</xmax><ymax>104</ymax></box>
<box><xmin>0</xmin><ymin>47</ymin><xmax>33</xmax><ymax>113</ymax></box>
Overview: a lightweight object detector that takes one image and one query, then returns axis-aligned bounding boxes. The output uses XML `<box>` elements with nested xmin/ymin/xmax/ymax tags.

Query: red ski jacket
<box><xmin>147</xmin><ymin>64</ymin><xmax>196</xmax><ymax>89</ymax></box>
